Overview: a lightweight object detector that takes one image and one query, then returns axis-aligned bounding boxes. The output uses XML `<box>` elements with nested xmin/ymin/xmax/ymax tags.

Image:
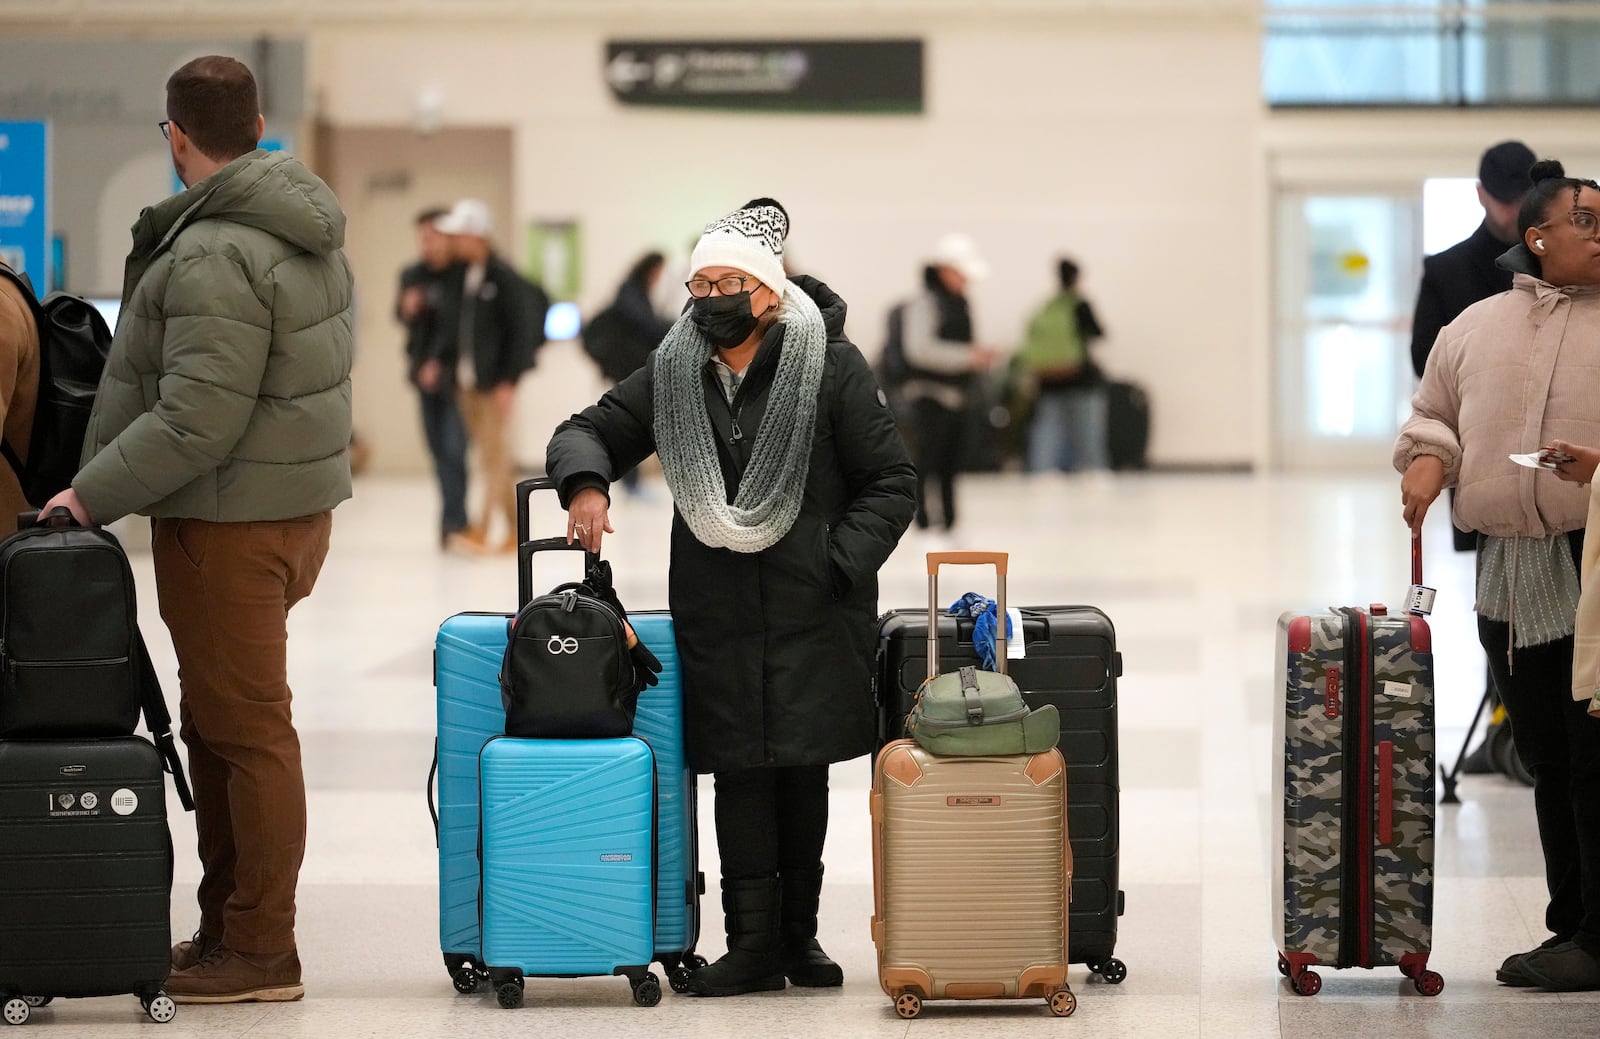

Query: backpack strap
<box><xmin>957</xmin><ymin>664</ymin><xmax>984</xmax><ymax>725</ymax></box>
<box><xmin>134</xmin><ymin>630</ymin><xmax>195</xmax><ymax>812</ymax></box>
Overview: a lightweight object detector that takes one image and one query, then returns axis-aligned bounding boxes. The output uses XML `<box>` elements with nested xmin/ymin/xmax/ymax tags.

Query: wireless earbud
<box><xmin>1536</xmin><ymin>239</ymin><xmax>1545</xmax><ymax>250</ymax></box>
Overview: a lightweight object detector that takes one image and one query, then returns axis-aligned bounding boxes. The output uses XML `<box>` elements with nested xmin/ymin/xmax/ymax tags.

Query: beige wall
<box><xmin>310</xmin><ymin>19</ymin><xmax>1268</xmax><ymax>469</ymax></box>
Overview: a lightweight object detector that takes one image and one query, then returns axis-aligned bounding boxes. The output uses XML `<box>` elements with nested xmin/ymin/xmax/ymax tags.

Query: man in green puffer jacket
<box><xmin>42</xmin><ymin>56</ymin><xmax>352</xmax><ymax>1005</ymax></box>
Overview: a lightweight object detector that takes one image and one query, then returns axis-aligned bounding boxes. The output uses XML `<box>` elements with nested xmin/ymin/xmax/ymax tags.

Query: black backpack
<box><xmin>500</xmin><ymin>550</ymin><xmax>638</xmax><ymax>739</ymax></box>
<box><xmin>580</xmin><ymin>305</ymin><xmax>635</xmax><ymax>383</ymax></box>
<box><xmin>0</xmin><ymin>508</ymin><xmax>193</xmax><ymax>808</ymax></box>
<box><xmin>0</xmin><ymin>262</ymin><xmax>113</xmax><ymax>507</ymax></box>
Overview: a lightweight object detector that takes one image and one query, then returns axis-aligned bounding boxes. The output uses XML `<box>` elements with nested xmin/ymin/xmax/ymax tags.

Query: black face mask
<box><xmin>691</xmin><ymin>292</ymin><xmax>760</xmax><ymax>349</ymax></box>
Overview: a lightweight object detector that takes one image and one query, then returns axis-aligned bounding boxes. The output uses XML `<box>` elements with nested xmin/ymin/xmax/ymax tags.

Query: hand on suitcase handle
<box><xmin>566</xmin><ymin>488</ymin><xmax>613</xmax><ymax>554</ymax></box>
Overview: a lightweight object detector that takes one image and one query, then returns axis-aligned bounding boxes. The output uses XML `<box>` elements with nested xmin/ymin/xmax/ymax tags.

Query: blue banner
<box><xmin>0</xmin><ymin>121</ymin><xmax>49</xmax><ymax>286</ymax></box>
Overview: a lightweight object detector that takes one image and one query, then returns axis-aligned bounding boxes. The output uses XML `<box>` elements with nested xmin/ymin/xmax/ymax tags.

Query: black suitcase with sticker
<box><xmin>0</xmin><ymin>736</ymin><xmax>178</xmax><ymax>1024</ymax></box>
<box><xmin>874</xmin><ymin>598</ymin><xmax>1127</xmax><ymax>983</ymax></box>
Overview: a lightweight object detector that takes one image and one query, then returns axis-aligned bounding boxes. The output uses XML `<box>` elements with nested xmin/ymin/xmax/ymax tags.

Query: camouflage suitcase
<box><xmin>1272</xmin><ymin>536</ymin><xmax>1441</xmax><ymax>997</ymax></box>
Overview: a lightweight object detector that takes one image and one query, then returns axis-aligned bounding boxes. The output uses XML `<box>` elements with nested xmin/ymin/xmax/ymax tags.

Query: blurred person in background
<box><xmin>1397</xmin><ymin>160</ymin><xmax>1600</xmax><ymax>992</ymax></box>
<box><xmin>436</xmin><ymin>198</ymin><xmax>548</xmax><ymax>553</ymax></box>
<box><xmin>1018</xmin><ymin>257</ymin><xmax>1107</xmax><ymax>473</ymax></box>
<box><xmin>897</xmin><ymin>234</ymin><xmax>996</xmax><ymax>536</ymax></box>
<box><xmin>549</xmin><ymin>199</ymin><xmax>915</xmax><ymax>997</ymax></box>
<box><xmin>397</xmin><ymin>207</ymin><xmax>468</xmax><ymax>548</ymax></box>
<box><xmin>581</xmin><ymin>251</ymin><xmax>673</xmax><ymax>497</ymax></box>
<box><xmin>1412</xmin><ymin>139</ymin><xmax>1539</xmax><ymax>776</ymax></box>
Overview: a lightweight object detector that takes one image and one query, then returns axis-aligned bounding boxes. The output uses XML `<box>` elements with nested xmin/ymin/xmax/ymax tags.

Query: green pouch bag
<box><xmin>905</xmin><ymin>663</ymin><xmax>1060</xmax><ymax>756</ymax></box>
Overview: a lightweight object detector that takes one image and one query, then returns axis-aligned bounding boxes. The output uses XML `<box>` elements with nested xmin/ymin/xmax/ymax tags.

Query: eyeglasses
<box><xmin>685</xmin><ymin>275</ymin><xmax>757</xmax><ymax>298</ymax></box>
<box><xmin>1537</xmin><ymin>209</ymin><xmax>1600</xmax><ymax>241</ymax></box>
<box><xmin>157</xmin><ymin>120</ymin><xmax>182</xmax><ymax>141</ymax></box>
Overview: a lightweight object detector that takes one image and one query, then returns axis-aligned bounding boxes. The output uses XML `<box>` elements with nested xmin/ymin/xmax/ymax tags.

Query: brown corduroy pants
<box><xmin>151</xmin><ymin>513</ymin><xmax>332</xmax><ymax>954</ymax></box>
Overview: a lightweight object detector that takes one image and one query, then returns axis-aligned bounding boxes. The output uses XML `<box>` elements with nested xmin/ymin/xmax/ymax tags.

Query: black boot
<box><xmin>686</xmin><ymin>876</ymin><xmax>786</xmax><ymax>997</ymax></box>
<box><xmin>781</xmin><ymin>865</ymin><xmax>844</xmax><ymax>987</ymax></box>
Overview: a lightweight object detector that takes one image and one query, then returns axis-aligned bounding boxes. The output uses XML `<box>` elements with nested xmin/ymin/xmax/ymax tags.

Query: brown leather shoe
<box><xmin>170</xmin><ymin>930</ymin><xmax>222</xmax><ymax>972</ymax></box>
<box><xmin>166</xmin><ymin>946</ymin><xmax>304</xmax><ymax>1004</ymax></box>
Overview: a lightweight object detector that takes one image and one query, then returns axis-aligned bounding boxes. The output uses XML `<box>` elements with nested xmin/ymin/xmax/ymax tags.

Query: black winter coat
<box><xmin>1410</xmin><ymin>221</ymin><xmax>1514</xmax><ymax>378</ymax></box>
<box><xmin>546</xmin><ymin>277</ymin><xmax>917</xmax><ymax>773</ymax></box>
<box><xmin>440</xmin><ymin>255</ymin><xmax>550</xmax><ymax>388</ymax></box>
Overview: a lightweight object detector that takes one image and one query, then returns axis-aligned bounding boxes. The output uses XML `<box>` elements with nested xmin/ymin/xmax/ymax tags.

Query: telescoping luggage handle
<box><xmin>1405</xmin><ymin>532</ymin><xmax>1434</xmax><ymax>617</ymax></box>
<box><xmin>515</xmin><ymin>477</ymin><xmax>601</xmax><ymax>609</ymax></box>
<box><xmin>925</xmin><ymin>551</ymin><xmax>1007</xmax><ymax>680</ymax></box>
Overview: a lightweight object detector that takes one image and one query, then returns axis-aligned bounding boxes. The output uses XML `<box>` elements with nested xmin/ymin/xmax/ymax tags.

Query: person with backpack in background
<box><xmin>582</xmin><ymin>252</ymin><xmax>673</xmax><ymax>498</ymax></box>
<box><xmin>0</xmin><ymin>265</ymin><xmax>40</xmax><ymax>522</ymax></box>
<box><xmin>896</xmin><ymin>234</ymin><xmax>997</xmax><ymax>537</ymax></box>
<box><xmin>42</xmin><ymin>55</ymin><xmax>353</xmax><ymax>1004</ymax></box>
<box><xmin>1018</xmin><ymin>258</ymin><xmax>1108</xmax><ymax>473</ymax></box>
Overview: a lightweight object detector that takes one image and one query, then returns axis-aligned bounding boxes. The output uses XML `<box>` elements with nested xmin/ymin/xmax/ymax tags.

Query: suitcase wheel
<box><xmin>894</xmin><ymin>992</ymin><xmax>922</xmax><ymax>1019</ymax></box>
<box><xmin>1291</xmin><ymin>970</ymin><xmax>1322</xmax><ymax>997</ymax></box>
<box><xmin>1276</xmin><ymin>954</ymin><xmax>1290</xmax><ymax>978</ymax></box>
<box><xmin>631</xmin><ymin>973</ymin><xmax>662</xmax><ymax>1008</ymax></box>
<box><xmin>1048</xmin><ymin>988</ymin><xmax>1077</xmax><ymax>1017</ymax></box>
<box><xmin>668</xmin><ymin>968</ymin><xmax>693</xmax><ymax>994</ymax></box>
<box><xmin>495</xmin><ymin>981</ymin><xmax>524</xmax><ymax>1010</ymax></box>
<box><xmin>450</xmin><ymin>967</ymin><xmax>482</xmax><ymax>994</ymax></box>
<box><xmin>142</xmin><ymin>994</ymin><xmax>177</xmax><ymax>1024</ymax></box>
<box><xmin>1413</xmin><ymin>970</ymin><xmax>1444</xmax><ymax>997</ymax></box>
<box><xmin>2</xmin><ymin>998</ymin><xmax>28</xmax><ymax>1026</ymax></box>
<box><xmin>17</xmin><ymin>1000</ymin><xmax>47</xmax><ymax>1010</ymax></box>
<box><xmin>1097</xmin><ymin>958</ymin><xmax>1127</xmax><ymax>985</ymax></box>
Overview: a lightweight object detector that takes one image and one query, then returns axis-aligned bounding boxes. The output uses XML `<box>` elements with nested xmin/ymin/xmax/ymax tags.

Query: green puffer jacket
<box><xmin>75</xmin><ymin>150</ymin><xmax>354</xmax><ymax>524</ymax></box>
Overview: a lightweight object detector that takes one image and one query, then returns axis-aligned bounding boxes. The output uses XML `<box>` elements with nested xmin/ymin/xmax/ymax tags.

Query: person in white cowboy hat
<box><xmin>547</xmin><ymin>198</ymin><xmax>916</xmax><ymax>997</ymax></box>
<box><xmin>896</xmin><ymin>233</ymin><xmax>999</xmax><ymax>536</ymax></box>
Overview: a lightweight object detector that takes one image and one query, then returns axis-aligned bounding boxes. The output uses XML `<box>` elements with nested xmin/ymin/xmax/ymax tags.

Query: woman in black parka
<box><xmin>547</xmin><ymin>199</ymin><xmax>916</xmax><ymax>996</ymax></box>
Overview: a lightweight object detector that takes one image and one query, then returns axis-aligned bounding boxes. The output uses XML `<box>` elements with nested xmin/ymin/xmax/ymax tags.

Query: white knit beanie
<box><xmin>688</xmin><ymin>200</ymin><xmax>789</xmax><ymax>292</ymax></box>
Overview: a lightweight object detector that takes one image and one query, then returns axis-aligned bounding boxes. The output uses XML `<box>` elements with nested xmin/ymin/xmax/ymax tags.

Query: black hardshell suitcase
<box><xmin>0</xmin><ymin>736</ymin><xmax>177</xmax><ymax>1024</ymax></box>
<box><xmin>875</xmin><ymin>603</ymin><xmax>1126</xmax><ymax>983</ymax></box>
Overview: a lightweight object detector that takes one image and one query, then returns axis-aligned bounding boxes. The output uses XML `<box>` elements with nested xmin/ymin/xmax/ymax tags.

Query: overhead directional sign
<box><xmin>606</xmin><ymin>40</ymin><xmax>922</xmax><ymax>113</ymax></box>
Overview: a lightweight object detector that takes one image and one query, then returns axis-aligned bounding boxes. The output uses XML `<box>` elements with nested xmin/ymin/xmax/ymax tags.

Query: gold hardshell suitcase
<box><xmin>870</xmin><ymin>738</ymin><xmax>1076</xmax><ymax>1019</ymax></box>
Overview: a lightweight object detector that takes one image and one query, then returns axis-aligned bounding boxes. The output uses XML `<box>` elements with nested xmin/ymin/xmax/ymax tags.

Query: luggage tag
<box><xmin>1405</xmin><ymin>531</ymin><xmax>1434</xmax><ymax>616</ymax></box>
<box><xmin>1006</xmin><ymin>608</ymin><xmax>1025</xmax><ymax>660</ymax></box>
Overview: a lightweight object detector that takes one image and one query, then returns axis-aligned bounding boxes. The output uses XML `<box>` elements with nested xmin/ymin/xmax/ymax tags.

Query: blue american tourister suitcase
<box><xmin>429</xmin><ymin>479</ymin><xmax>703</xmax><ymax>994</ymax></box>
<box><xmin>478</xmin><ymin>735</ymin><xmax>659</xmax><ymax>1007</ymax></box>
<box><xmin>431</xmin><ymin>610</ymin><xmax>702</xmax><ymax>991</ymax></box>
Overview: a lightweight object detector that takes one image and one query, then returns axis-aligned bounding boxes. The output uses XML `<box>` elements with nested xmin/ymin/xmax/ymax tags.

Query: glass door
<box><xmin>1274</xmin><ymin>192</ymin><xmax>1421</xmax><ymax>470</ymax></box>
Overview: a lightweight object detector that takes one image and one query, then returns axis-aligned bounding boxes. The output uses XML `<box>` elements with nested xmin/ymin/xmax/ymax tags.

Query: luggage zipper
<box><xmin>1335</xmin><ymin>609</ymin><xmax>1359</xmax><ymax>970</ymax></box>
<box><xmin>1356</xmin><ymin>611</ymin><xmax>1375</xmax><ymax>968</ymax></box>
<box><xmin>6</xmin><ymin>654</ymin><xmax>131</xmax><ymax>675</ymax></box>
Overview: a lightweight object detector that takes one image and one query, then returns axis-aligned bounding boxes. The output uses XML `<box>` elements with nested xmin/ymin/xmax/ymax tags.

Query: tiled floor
<box><xmin>42</xmin><ymin>470</ymin><xmax>1595</xmax><ymax>1037</ymax></box>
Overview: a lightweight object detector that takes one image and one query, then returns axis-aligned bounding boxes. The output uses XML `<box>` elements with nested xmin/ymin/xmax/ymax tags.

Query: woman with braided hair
<box><xmin>546</xmin><ymin>198</ymin><xmax>916</xmax><ymax>996</ymax></box>
<box><xmin>1398</xmin><ymin>159</ymin><xmax>1600</xmax><ymax>991</ymax></box>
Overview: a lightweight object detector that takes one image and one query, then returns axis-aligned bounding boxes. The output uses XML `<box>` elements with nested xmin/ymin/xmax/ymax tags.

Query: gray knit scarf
<box><xmin>653</xmin><ymin>281</ymin><xmax>828</xmax><ymax>553</ymax></box>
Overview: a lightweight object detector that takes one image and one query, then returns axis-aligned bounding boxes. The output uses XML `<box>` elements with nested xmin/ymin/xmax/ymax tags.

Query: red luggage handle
<box><xmin>1404</xmin><ymin>532</ymin><xmax>1436</xmax><ymax>617</ymax></box>
<box><xmin>925</xmin><ymin>552</ymin><xmax>1008</xmax><ymax>680</ymax></box>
